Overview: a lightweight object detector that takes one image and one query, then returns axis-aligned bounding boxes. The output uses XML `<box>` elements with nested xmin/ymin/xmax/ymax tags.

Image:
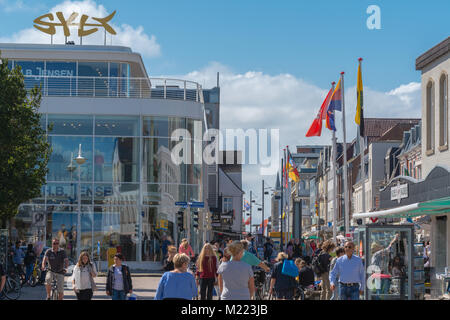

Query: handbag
<box><xmin>89</xmin><ymin>264</ymin><xmax>97</xmax><ymax>292</ymax></box>
<box><xmin>281</xmin><ymin>259</ymin><xmax>298</xmax><ymax>278</ymax></box>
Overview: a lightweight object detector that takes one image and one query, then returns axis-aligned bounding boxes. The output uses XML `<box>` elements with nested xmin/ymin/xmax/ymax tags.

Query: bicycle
<box><xmin>29</xmin><ymin>260</ymin><xmax>42</xmax><ymax>287</ymax></box>
<box><xmin>45</xmin><ymin>269</ymin><xmax>66</xmax><ymax>300</ymax></box>
<box><xmin>254</xmin><ymin>269</ymin><xmax>267</xmax><ymax>300</ymax></box>
<box><xmin>0</xmin><ymin>274</ymin><xmax>22</xmax><ymax>300</ymax></box>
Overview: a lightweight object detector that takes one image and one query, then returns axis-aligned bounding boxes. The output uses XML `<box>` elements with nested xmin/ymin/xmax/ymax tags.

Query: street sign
<box><xmin>189</xmin><ymin>202</ymin><xmax>204</xmax><ymax>208</ymax></box>
<box><xmin>175</xmin><ymin>201</ymin><xmax>188</xmax><ymax>206</ymax></box>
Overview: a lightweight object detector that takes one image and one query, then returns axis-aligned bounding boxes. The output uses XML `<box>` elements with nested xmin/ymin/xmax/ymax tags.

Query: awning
<box><xmin>353</xmin><ymin>197</ymin><xmax>450</xmax><ymax>219</ymax></box>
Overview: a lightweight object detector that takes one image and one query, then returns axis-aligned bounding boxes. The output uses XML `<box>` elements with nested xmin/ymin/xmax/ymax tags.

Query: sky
<box><xmin>1</xmin><ymin>0</ymin><xmax>449</xmax><ymax>229</ymax></box>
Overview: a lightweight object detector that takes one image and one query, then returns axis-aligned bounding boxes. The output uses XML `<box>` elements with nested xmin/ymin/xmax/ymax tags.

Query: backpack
<box><xmin>312</xmin><ymin>255</ymin><xmax>323</xmax><ymax>276</ymax></box>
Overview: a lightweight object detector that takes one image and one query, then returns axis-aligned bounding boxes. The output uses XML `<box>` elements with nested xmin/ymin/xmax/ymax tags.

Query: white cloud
<box><xmin>164</xmin><ymin>63</ymin><xmax>422</xmax><ymax>226</ymax></box>
<box><xmin>0</xmin><ymin>0</ymin><xmax>161</xmax><ymax>58</ymax></box>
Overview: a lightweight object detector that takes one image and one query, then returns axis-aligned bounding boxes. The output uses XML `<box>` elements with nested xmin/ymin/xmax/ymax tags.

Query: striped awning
<box><xmin>353</xmin><ymin>196</ymin><xmax>450</xmax><ymax>219</ymax></box>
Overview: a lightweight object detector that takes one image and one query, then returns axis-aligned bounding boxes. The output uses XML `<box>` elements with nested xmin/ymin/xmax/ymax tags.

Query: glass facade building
<box><xmin>2</xmin><ymin>44</ymin><xmax>206</xmax><ymax>264</ymax></box>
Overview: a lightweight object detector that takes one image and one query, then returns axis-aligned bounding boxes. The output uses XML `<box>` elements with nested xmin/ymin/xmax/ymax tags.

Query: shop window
<box><xmin>48</xmin><ymin>114</ymin><xmax>93</xmax><ymax>135</ymax></box>
<box><xmin>143</xmin><ymin>116</ymin><xmax>169</xmax><ymax>137</ymax></box>
<box><xmin>95</xmin><ymin>115</ymin><xmax>139</xmax><ymax>136</ymax></box>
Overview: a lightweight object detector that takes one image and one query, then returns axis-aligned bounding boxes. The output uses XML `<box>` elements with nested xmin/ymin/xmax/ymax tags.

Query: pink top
<box><xmin>179</xmin><ymin>244</ymin><xmax>194</xmax><ymax>258</ymax></box>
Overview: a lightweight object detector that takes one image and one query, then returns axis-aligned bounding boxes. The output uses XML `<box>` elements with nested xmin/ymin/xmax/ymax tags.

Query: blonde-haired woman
<box><xmin>155</xmin><ymin>253</ymin><xmax>198</xmax><ymax>300</ymax></box>
<box><xmin>72</xmin><ymin>251</ymin><xmax>97</xmax><ymax>300</ymax></box>
<box><xmin>163</xmin><ymin>246</ymin><xmax>177</xmax><ymax>271</ymax></box>
<box><xmin>217</xmin><ymin>241</ymin><xmax>254</xmax><ymax>300</ymax></box>
<box><xmin>195</xmin><ymin>243</ymin><xmax>218</xmax><ymax>300</ymax></box>
<box><xmin>268</xmin><ymin>252</ymin><xmax>297</xmax><ymax>300</ymax></box>
<box><xmin>179</xmin><ymin>238</ymin><xmax>195</xmax><ymax>258</ymax></box>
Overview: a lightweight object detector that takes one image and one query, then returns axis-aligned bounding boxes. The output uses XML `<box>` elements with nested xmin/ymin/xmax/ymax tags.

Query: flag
<box><xmin>286</xmin><ymin>148</ymin><xmax>300</xmax><ymax>182</ymax></box>
<box><xmin>305</xmin><ymin>87</ymin><xmax>333</xmax><ymax>137</ymax></box>
<box><xmin>244</xmin><ymin>199</ymin><xmax>250</xmax><ymax>211</ymax></box>
<box><xmin>328</xmin><ymin>79</ymin><xmax>342</xmax><ymax>112</ymax></box>
<box><xmin>326</xmin><ymin>81</ymin><xmax>340</xmax><ymax>131</ymax></box>
<box><xmin>325</xmin><ymin>106</ymin><xmax>336</xmax><ymax>131</ymax></box>
<box><xmin>244</xmin><ymin>217</ymin><xmax>251</xmax><ymax>226</ymax></box>
<box><xmin>355</xmin><ymin>60</ymin><xmax>365</xmax><ymax>136</ymax></box>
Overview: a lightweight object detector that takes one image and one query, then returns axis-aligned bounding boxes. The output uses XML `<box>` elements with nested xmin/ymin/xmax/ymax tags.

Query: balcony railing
<box><xmin>23</xmin><ymin>75</ymin><xmax>204</xmax><ymax>103</ymax></box>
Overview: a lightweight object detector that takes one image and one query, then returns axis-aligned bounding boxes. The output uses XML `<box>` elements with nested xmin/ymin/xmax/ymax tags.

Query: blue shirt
<box><xmin>329</xmin><ymin>254</ymin><xmax>365</xmax><ymax>290</ymax></box>
<box><xmin>154</xmin><ymin>271</ymin><xmax>198</xmax><ymax>300</ymax></box>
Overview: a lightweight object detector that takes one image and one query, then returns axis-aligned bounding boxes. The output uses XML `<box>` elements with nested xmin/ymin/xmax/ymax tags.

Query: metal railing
<box><xmin>23</xmin><ymin>75</ymin><xmax>204</xmax><ymax>103</ymax></box>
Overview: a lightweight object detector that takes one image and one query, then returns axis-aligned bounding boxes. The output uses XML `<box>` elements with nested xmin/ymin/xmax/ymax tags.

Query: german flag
<box><xmin>355</xmin><ymin>59</ymin><xmax>365</xmax><ymax>137</ymax></box>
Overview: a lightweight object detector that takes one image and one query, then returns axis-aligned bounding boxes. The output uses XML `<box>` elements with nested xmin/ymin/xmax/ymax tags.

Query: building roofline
<box><xmin>416</xmin><ymin>37</ymin><xmax>450</xmax><ymax>71</ymax></box>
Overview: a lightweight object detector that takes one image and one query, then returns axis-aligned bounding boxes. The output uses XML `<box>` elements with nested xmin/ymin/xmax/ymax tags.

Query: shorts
<box><xmin>45</xmin><ymin>271</ymin><xmax>65</xmax><ymax>294</ymax></box>
<box><xmin>274</xmin><ymin>288</ymin><xmax>294</xmax><ymax>300</ymax></box>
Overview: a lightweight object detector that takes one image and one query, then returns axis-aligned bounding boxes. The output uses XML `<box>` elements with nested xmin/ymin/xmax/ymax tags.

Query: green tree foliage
<box><xmin>0</xmin><ymin>55</ymin><xmax>51</xmax><ymax>225</ymax></box>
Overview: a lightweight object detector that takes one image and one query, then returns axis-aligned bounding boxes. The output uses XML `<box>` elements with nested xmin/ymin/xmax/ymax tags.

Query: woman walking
<box><xmin>72</xmin><ymin>251</ymin><xmax>97</xmax><ymax>300</ymax></box>
<box><xmin>155</xmin><ymin>253</ymin><xmax>198</xmax><ymax>300</ymax></box>
<box><xmin>195</xmin><ymin>243</ymin><xmax>218</xmax><ymax>300</ymax></box>
<box><xmin>163</xmin><ymin>246</ymin><xmax>177</xmax><ymax>271</ymax></box>
<box><xmin>268</xmin><ymin>252</ymin><xmax>297</xmax><ymax>300</ymax></box>
<box><xmin>217</xmin><ymin>241</ymin><xmax>254</xmax><ymax>300</ymax></box>
<box><xmin>179</xmin><ymin>239</ymin><xmax>195</xmax><ymax>259</ymax></box>
<box><xmin>106</xmin><ymin>253</ymin><xmax>133</xmax><ymax>300</ymax></box>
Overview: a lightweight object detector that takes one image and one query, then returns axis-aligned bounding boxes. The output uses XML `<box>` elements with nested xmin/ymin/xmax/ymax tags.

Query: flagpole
<box><xmin>358</xmin><ymin>58</ymin><xmax>366</xmax><ymax>216</ymax></box>
<box><xmin>340</xmin><ymin>72</ymin><xmax>350</xmax><ymax>236</ymax></box>
<box><xmin>330</xmin><ymin>82</ymin><xmax>338</xmax><ymax>244</ymax></box>
<box><xmin>280</xmin><ymin>156</ymin><xmax>284</xmax><ymax>250</ymax></box>
<box><xmin>286</xmin><ymin>146</ymin><xmax>291</xmax><ymax>242</ymax></box>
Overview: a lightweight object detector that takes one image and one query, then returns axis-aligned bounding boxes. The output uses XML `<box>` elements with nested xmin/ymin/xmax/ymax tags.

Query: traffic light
<box><xmin>177</xmin><ymin>211</ymin><xmax>184</xmax><ymax>231</ymax></box>
<box><xmin>193</xmin><ymin>211</ymin><xmax>199</xmax><ymax>229</ymax></box>
<box><xmin>135</xmin><ymin>224</ymin><xmax>139</xmax><ymax>236</ymax></box>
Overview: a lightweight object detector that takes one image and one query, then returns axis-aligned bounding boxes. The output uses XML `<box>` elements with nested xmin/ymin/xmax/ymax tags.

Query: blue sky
<box><xmin>1</xmin><ymin>0</ymin><xmax>449</xmax><ymax>91</ymax></box>
<box><xmin>1</xmin><ymin>0</ymin><xmax>448</xmax><ymax>228</ymax></box>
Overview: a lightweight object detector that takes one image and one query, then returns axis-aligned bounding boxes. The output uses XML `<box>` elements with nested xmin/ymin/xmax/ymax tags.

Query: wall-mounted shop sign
<box><xmin>391</xmin><ymin>182</ymin><xmax>408</xmax><ymax>203</ymax></box>
<box><xmin>33</xmin><ymin>10</ymin><xmax>117</xmax><ymax>37</ymax></box>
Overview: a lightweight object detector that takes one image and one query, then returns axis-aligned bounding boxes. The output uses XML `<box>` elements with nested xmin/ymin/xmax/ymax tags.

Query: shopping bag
<box><xmin>281</xmin><ymin>259</ymin><xmax>298</xmax><ymax>278</ymax></box>
<box><xmin>212</xmin><ymin>287</ymin><xmax>217</xmax><ymax>296</ymax></box>
<box><xmin>127</xmin><ymin>293</ymin><xmax>138</xmax><ymax>300</ymax></box>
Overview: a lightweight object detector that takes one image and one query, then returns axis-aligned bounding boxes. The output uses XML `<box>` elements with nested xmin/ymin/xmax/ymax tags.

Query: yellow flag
<box><xmin>355</xmin><ymin>60</ymin><xmax>365</xmax><ymax>136</ymax></box>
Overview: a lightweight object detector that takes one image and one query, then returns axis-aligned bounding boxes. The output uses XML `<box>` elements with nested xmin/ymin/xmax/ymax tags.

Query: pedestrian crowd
<box><xmin>2</xmin><ymin>232</ymin><xmax>422</xmax><ymax>301</ymax></box>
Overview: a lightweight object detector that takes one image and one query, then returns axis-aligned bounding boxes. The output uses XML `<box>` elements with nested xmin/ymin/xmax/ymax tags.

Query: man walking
<box><xmin>329</xmin><ymin>241</ymin><xmax>365</xmax><ymax>300</ymax></box>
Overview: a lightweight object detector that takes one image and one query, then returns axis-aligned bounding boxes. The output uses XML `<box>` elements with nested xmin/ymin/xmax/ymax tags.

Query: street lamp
<box><xmin>75</xmin><ymin>144</ymin><xmax>86</xmax><ymax>259</ymax></box>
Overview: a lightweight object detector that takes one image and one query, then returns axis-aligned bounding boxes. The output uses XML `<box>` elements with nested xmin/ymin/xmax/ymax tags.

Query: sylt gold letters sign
<box><xmin>33</xmin><ymin>10</ymin><xmax>117</xmax><ymax>37</ymax></box>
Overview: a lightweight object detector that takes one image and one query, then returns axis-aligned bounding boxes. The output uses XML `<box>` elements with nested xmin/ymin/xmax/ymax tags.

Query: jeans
<box><xmin>339</xmin><ymin>284</ymin><xmax>360</xmax><ymax>300</ymax></box>
<box><xmin>25</xmin><ymin>263</ymin><xmax>33</xmax><ymax>283</ymax></box>
<box><xmin>112</xmin><ymin>289</ymin><xmax>127</xmax><ymax>300</ymax></box>
<box><xmin>199</xmin><ymin>278</ymin><xmax>215</xmax><ymax>300</ymax></box>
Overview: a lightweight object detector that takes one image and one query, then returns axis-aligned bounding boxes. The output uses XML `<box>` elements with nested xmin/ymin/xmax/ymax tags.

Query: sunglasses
<box><xmin>52</xmin><ymin>242</ymin><xmax>59</xmax><ymax>245</ymax></box>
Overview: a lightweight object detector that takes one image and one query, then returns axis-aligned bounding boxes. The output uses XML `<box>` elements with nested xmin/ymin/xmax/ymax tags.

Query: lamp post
<box><xmin>75</xmin><ymin>144</ymin><xmax>86</xmax><ymax>259</ymax></box>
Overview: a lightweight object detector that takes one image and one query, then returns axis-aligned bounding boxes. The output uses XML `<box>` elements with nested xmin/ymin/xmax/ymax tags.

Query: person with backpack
<box><xmin>317</xmin><ymin>240</ymin><xmax>335</xmax><ymax>300</ymax></box>
<box><xmin>268</xmin><ymin>252</ymin><xmax>297</xmax><ymax>300</ymax></box>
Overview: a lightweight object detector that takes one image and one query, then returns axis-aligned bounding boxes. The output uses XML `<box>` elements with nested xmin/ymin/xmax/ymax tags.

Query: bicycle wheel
<box><xmin>4</xmin><ymin>277</ymin><xmax>21</xmax><ymax>300</ymax></box>
<box><xmin>52</xmin><ymin>287</ymin><xmax>58</xmax><ymax>300</ymax></box>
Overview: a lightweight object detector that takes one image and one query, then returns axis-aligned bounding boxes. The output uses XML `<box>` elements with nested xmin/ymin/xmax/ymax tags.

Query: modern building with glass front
<box><xmin>0</xmin><ymin>43</ymin><xmax>209</xmax><ymax>269</ymax></box>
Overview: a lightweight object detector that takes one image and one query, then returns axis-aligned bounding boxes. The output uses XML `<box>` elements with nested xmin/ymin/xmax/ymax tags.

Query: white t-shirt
<box><xmin>113</xmin><ymin>266</ymin><xmax>124</xmax><ymax>291</ymax></box>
